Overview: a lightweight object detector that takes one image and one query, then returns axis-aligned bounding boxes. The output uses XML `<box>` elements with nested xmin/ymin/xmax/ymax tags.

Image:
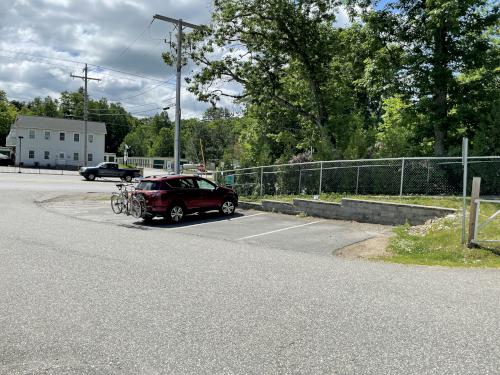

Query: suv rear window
<box><xmin>167</xmin><ymin>178</ymin><xmax>196</xmax><ymax>188</ymax></box>
<box><xmin>137</xmin><ymin>181</ymin><xmax>163</xmax><ymax>190</ymax></box>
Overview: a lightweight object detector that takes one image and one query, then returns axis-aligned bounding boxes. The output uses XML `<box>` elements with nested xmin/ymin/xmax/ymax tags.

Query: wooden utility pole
<box><xmin>70</xmin><ymin>64</ymin><xmax>101</xmax><ymax>166</ymax></box>
<box><xmin>199</xmin><ymin>139</ymin><xmax>206</xmax><ymax>176</ymax></box>
<box><xmin>153</xmin><ymin>14</ymin><xmax>201</xmax><ymax>175</ymax></box>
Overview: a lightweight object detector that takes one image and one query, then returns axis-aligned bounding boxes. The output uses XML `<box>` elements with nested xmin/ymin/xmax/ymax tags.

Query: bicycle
<box><xmin>111</xmin><ymin>183</ymin><xmax>145</xmax><ymax>218</ymax></box>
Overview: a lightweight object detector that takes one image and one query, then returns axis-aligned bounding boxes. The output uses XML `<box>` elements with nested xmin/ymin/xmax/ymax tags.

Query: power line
<box><xmin>0</xmin><ymin>54</ymin><xmax>77</xmax><ymax>72</ymax></box>
<box><xmin>96</xmin><ymin>107</ymin><xmax>164</xmax><ymax>116</ymax></box>
<box><xmin>114</xmin><ymin>20</ymin><xmax>154</xmax><ymax>62</ymax></box>
<box><xmin>104</xmin><ymin>79</ymin><xmax>175</xmax><ymax>102</ymax></box>
<box><xmin>85</xmin><ymin>101</ymin><xmax>168</xmax><ymax>112</ymax></box>
<box><xmin>0</xmin><ymin>49</ymin><xmax>170</xmax><ymax>84</ymax></box>
<box><xmin>0</xmin><ymin>52</ymin><xmax>172</xmax><ymax>87</ymax></box>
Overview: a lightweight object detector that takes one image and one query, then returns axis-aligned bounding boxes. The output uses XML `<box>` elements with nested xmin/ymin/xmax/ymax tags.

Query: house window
<box><xmin>29</xmin><ymin>129</ymin><xmax>35</xmax><ymax>139</ymax></box>
<box><xmin>44</xmin><ymin>131</ymin><xmax>50</xmax><ymax>140</ymax></box>
<box><xmin>73</xmin><ymin>153</ymin><xmax>79</xmax><ymax>161</ymax></box>
<box><xmin>88</xmin><ymin>134</ymin><xmax>94</xmax><ymax>143</ymax></box>
<box><xmin>74</xmin><ymin>133</ymin><xmax>80</xmax><ymax>142</ymax></box>
<box><xmin>88</xmin><ymin>153</ymin><xmax>93</xmax><ymax>162</ymax></box>
<box><xmin>59</xmin><ymin>132</ymin><xmax>65</xmax><ymax>141</ymax></box>
<box><xmin>44</xmin><ymin>151</ymin><xmax>50</xmax><ymax>160</ymax></box>
<box><xmin>58</xmin><ymin>152</ymin><xmax>65</xmax><ymax>159</ymax></box>
<box><xmin>28</xmin><ymin>150</ymin><xmax>35</xmax><ymax>159</ymax></box>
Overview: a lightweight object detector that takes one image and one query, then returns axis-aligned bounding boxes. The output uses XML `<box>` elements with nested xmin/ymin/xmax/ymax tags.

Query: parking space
<box><xmin>165</xmin><ymin>210</ymin><xmax>382</xmax><ymax>255</ymax></box>
<box><xmin>40</xmin><ymin>195</ymin><xmax>390</xmax><ymax>256</ymax></box>
<box><xmin>1</xmin><ymin>173</ymin><xmax>389</xmax><ymax>256</ymax></box>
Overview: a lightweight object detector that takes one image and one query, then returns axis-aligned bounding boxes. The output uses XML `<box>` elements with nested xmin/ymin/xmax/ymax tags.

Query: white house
<box><xmin>6</xmin><ymin>115</ymin><xmax>106</xmax><ymax>168</ymax></box>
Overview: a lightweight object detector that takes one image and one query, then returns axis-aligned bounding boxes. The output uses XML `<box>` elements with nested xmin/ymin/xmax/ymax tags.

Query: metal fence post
<box><xmin>399</xmin><ymin>158</ymin><xmax>405</xmax><ymax>197</ymax></box>
<box><xmin>319</xmin><ymin>161</ymin><xmax>323</xmax><ymax>195</ymax></box>
<box><xmin>298</xmin><ymin>168</ymin><xmax>302</xmax><ymax>194</ymax></box>
<box><xmin>356</xmin><ymin>166</ymin><xmax>360</xmax><ymax>195</ymax></box>
<box><xmin>461</xmin><ymin>137</ymin><xmax>468</xmax><ymax>244</ymax></box>
<box><xmin>426</xmin><ymin>160</ymin><xmax>430</xmax><ymax>194</ymax></box>
<box><xmin>260</xmin><ymin>166</ymin><xmax>264</xmax><ymax>197</ymax></box>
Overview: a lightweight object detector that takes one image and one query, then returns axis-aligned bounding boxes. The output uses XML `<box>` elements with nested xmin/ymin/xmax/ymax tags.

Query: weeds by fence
<box><xmin>215</xmin><ymin>157</ymin><xmax>500</xmax><ymax>197</ymax></box>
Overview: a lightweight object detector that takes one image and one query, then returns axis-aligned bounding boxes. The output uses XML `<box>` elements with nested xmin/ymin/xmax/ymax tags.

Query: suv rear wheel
<box><xmin>142</xmin><ymin>213</ymin><xmax>154</xmax><ymax>223</ymax></box>
<box><xmin>169</xmin><ymin>204</ymin><xmax>185</xmax><ymax>222</ymax></box>
<box><xmin>220</xmin><ymin>199</ymin><xmax>236</xmax><ymax>215</ymax></box>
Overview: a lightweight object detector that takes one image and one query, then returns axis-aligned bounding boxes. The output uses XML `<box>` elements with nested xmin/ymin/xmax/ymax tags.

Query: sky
<box><xmin>0</xmin><ymin>0</ymin><xmax>352</xmax><ymax>119</ymax></box>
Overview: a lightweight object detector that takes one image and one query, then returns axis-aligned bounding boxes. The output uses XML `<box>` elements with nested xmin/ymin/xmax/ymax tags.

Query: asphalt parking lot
<box><xmin>1</xmin><ymin>172</ymin><xmax>500</xmax><ymax>374</ymax></box>
<box><xmin>40</xmin><ymin>195</ymin><xmax>390</xmax><ymax>256</ymax></box>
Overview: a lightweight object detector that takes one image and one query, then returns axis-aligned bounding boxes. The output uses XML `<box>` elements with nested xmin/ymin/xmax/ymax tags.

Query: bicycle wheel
<box><xmin>130</xmin><ymin>196</ymin><xmax>144</xmax><ymax>219</ymax></box>
<box><xmin>111</xmin><ymin>194</ymin><xmax>124</xmax><ymax>214</ymax></box>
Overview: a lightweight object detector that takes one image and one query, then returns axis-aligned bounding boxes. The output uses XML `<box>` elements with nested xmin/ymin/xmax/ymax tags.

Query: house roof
<box><xmin>14</xmin><ymin>115</ymin><xmax>107</xmax><ymax>134</ymax></box>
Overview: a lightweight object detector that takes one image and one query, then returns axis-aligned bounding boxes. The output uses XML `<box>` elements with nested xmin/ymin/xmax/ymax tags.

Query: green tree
<box><xmin>120</xmin><ymin>122</ymin><xmax>152</xmax><ymax>157</ymax></box>
<box><xmin>375</xmin><ymin>96</ymin><xmax>423</xmax><ymax>157</ymax></box>
<box><xmin>166</xmin><ymin>0</ymin><xmax>370</xmax><ymax>152</ymax></box>
<box><xmin>0</xmin><ymin>91</ymin><xmax>18</xmax><ymax>146</ymax></box>
<box><xmin>371</xmin><ymin>0</ymin><xmax>499</xmax><ymax>155</ymax></box>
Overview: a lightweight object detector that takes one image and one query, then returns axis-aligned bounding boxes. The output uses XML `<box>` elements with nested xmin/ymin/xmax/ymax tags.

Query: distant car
<box><xmin>79</xmin><ymin>162</ymin><xmax>141</xmax><ymax>182</ymax></box>
<box><xmin>0</xmin><ymin>154</ymin><xmax>14</xmax><ymax>166</ymax></box>
<box><xmin>135</xmin><ymin>175</ymin><xmax>238</xmax><ymax>223</ymax></box>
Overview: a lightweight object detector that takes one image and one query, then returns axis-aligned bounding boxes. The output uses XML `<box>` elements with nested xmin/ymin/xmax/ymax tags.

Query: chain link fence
<box><xmin>215</xmin><ymin>157</ymin><xmax>500</xmax><ymax>197</ymax></box>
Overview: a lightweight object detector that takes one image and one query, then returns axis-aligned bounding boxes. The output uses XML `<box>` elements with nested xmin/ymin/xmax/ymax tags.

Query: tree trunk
<box><xmin>433</xmin><ymin>90</ymin><xmax>447</xmax><ymax>156</ymax></box>
<box><xmin>308</xmin><ymin>76</ymin><xmax>334</xmax><ymax>149</ymax></box>
<box><xmin>431</xmin><ymin>26</ymin><xmax>449</xmax><ymax>156</ymax></box>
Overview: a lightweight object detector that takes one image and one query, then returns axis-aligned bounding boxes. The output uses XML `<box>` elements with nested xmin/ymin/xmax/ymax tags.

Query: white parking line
<box><xmin>236</xmin><ymin>220</ymin><xmax>324</xmax><ymax>241</ymax></box>
<box><xmin>172</xmin><ymin>212</ymin><xmax>267</xmax><ymax>230</ymax></box>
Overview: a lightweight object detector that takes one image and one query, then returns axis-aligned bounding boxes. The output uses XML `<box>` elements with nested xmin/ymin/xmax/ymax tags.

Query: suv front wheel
<box><xmin>168</xmin><ymin>204</ymin><xmax>185</xmax><ymax>222</ymax></box>
<box><xmin>220</xmin><ymin>199</ymin><xmax>236</xmax><ymax>216</ymax></box>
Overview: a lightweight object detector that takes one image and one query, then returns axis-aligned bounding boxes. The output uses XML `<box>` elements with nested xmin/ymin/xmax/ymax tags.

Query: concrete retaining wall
<box><xmin>238</xmin><ymin>200</ymin><xmax>299</xmax><ymax>214</ymax></box>
<box><xmin>262</xmin><ymin>200</ymin><xmax>299</xmax><ymax>214</ymax></box>
<box><xmin>238</xmin><ymin>201</ymin><xmax>263</xmax><ymax>211</ymax></box>
<box><xmin>239</xmin><ymin>198</ymin><xmax>456</xmax><ymax>225</ymax></box>
<box><xmin>293</xmin><ymin>198</ymin><xmax>456</xmax><ymax>225</ymax></box>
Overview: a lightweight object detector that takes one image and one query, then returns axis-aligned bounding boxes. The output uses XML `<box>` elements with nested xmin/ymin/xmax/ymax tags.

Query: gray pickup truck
<box><xmin>79</xmin><ymin>162</ymin><xmax>141</xmax><ymax>182</ymax></box>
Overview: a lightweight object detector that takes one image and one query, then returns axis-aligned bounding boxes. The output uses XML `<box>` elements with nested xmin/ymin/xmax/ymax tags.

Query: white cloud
<box><xmin>0</xmin><ymin>1</ymin><xmax>353</xmax><ymax>118</ymax></box>
<box><xmin>0</xmin><ymin>0</ymin><xmax>214</xmax><ymax>117</ymax></box>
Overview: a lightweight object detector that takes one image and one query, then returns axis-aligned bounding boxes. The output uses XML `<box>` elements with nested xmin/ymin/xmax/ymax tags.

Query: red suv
<box><xmin>135</xmin><ymin>175</ymin><xmax>238</xmax><ymax>223</ymax></box>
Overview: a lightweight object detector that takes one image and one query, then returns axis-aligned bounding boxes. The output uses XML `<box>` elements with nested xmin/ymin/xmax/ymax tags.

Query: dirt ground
<box><xmin>336</xmin><ymin>235</ymin><xmax>391</xmax><ymax>260</ymax></box>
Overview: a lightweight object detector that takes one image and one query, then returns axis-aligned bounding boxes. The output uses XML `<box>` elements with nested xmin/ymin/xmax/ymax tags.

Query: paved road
<box><xmin>0</xmin><ymin>173</ymin><xmax>499</xmax><ymax>374</ymax></box>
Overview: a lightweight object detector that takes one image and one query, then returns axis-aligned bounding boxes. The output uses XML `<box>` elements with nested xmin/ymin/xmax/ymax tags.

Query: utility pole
<box><xmin>153</xmin><ymin>14</ymin><xmax>201</xmax><ymax>174</ymax></box>
<box><xmin>70</xmin><ymin>64</ymin><xmax>101</xmax><ymax>166</ymax></box>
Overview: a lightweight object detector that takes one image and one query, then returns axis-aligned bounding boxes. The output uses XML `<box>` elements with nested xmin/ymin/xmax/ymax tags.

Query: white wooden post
<box><xmin>467</xmin><ymin>177</ymin><xmax>481</xmax><ymax>246</ymax></box>
<box><xmin>473</xmin><ymin>200</ymin><xmax>480</xmax><ymax>243</ymax></box>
